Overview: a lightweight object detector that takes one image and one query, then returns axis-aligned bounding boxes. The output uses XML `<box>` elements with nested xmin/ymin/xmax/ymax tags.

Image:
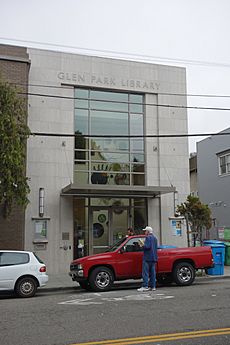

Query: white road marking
<box><xmin>58</xmin><ymin>292</ymin><xmax>174</xmax><ymax>305</ymax></box>
<box><xmin>59</xmin><ymin>298</ymin><xmax>102</xmax><ymax>305</ymax></box>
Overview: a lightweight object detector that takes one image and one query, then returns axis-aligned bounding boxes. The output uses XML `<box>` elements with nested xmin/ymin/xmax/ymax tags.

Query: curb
<box><xmin>196</xmin><ymin>274</ymin><xmax>230</xmax><ymax>281</ymax></box>
<box><xmin>40</xmin><ymin>286</ymin><xmax>79</xmax><ymax>293</ymax></box>
<box><xmin>40</xmin><ymin>275</ymin><xmax>230</xmax><ymax>293</ymax></box>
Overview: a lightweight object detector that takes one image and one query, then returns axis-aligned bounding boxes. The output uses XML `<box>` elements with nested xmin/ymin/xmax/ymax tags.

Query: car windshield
<box><xmin>106</xmin><ymin>237</ymin><xmax>127</xmax><ymax>252</ymax></box>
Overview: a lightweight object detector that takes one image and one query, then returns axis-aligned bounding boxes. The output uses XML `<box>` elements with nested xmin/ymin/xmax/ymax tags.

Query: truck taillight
<box><xmin>40</xmin><ymin>266</ymin><xmax>46</xmax><ymax>273</ymax></box>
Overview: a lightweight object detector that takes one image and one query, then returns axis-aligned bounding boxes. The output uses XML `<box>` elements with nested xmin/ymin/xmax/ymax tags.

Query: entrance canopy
<box><xmin>61</xmin><ymin>184</ymin><xmax>176</xmax><ymax>198</ymax></box>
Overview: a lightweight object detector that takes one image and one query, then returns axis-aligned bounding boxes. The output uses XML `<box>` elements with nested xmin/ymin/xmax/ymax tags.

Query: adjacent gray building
<box><xmin>197</xmin><ymin>128</ymin><xmax>230</xmax><ymax>239</ymax></box>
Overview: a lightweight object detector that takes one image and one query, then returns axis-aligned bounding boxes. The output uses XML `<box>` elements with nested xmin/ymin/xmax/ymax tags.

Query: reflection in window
<box><xmin>131</xmin><ymin>153</ymin><xmax>144</xmax><ymax>163</ymax></box>
<box><xmin>130</xmin><ymin>94</ymin><xmax>143</xmax><ymax>113</ymax></box>
<box><xmin>131</xmin><ymin>139</ymin><xmax>144</xmax><ymax>152</ymax></box>
<box><xmin>132</xmin><ymin>174</ymin><xmax>145</xmax><ymax>186</ymax></box>
<box><xmin>91</xmin><ymin>138</ymin><xmax>129</xmax><ymax>152</ymax></box>
<box><xmin>219</xmin><ymin>153</ymin><xmax>230</xmax><ymax>175</ymax></box>
<box><xmin>130</xmin><ymin>114</ymin><xmax>143</xmax><ymax>135</ymax></box>
<box><xmin>74</xmin><ymin>89</ymin><xmax>145</xmax><ymax>185</ymax></box>
<box><xmin>90</xmin><ymin>100</ymin><xmax>128</xmax><ymax>112</ymax></box>
<box><xmin>91</xmin><ymin>90</ymin><xmax>128</xmax><ymax>102</ymax></box>
<box><xmin>91</xmin><ymin>152</ymin><xmax>129</xmax><ymax>163</ymax></box>
<box><xmin>74</xmin><ymin>109</ymin><xmax>88</xmax><ymax>134</ymax></box>
<box><xmin>91</xmin><ymin>111</ymin><xmax>128</xmax><ymax>136</ymax></box>
<box><xmin>132</xmin><ymin>164</ymin><xmax>145</xmax><ymax>173</ymax></box>
<box><xmin>75</xmin><ymin>131</ymin><xmax>87</xmax><ymax>161</ymax></box>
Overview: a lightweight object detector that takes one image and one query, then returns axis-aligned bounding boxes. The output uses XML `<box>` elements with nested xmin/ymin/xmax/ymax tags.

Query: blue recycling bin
<box><xmin>158</xmin><ymin>245</ymin><xmax>177</xmax><ymax>249</ymax></box>
<box><xmin>203</xmin><ymin>240</ymin><xmax>225</xmax><ymax>275</ymax></box>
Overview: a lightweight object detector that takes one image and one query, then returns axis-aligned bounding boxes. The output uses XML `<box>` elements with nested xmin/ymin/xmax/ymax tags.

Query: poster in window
<box><xmin>171</xmin><ymin>219</ymin><xmax>182</xmax><ymax>236</ymax></box>
<box><xmin>34</xmin><ymin>220</ymin><xmax>48</xmax><ymax>240</ymax></box>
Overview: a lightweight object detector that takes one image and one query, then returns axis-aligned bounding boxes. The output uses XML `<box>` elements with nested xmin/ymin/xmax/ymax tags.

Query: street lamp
<box><xmin>39</xmin><ymin>188</ymin><xmax>45</xmax><ymax>217</ymax></box>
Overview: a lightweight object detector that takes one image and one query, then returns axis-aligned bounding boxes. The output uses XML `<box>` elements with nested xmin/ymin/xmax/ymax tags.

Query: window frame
<box><xmin>74</xmin><ymin>88</ymin><xmax>145</xmax><ymax>186</ymax></box>
<box><xmin>218</xmin><ymin>152</ymin><xmax>230</xmax><ymax>176</ymax></box>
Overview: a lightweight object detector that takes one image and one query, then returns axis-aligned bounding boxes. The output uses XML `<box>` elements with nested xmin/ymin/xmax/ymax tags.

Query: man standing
<box><xmin>137</xmin><ymin>226</ymin><xmax>158</xmax><ymax>292</ymax></box>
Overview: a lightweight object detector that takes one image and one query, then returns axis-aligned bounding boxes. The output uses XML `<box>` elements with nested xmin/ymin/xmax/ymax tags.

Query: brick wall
<box><xmin>0</xmin><ymin>44</ymin><xmax>30</xmax><ymax>250</ymax></box>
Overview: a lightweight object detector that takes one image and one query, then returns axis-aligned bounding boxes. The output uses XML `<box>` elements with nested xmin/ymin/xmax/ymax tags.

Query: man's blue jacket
<box><xmin>143</xmin><ymin>234</ymin><xmax>158</xmax><ymax>262</ymax></box>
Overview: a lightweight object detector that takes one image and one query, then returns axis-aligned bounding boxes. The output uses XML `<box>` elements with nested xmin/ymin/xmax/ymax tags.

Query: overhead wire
<box><xmin>30</xmin><ymin>132</ymin><xmax>230</xmax><ymax>138</ymax></box>
<box><xmin>16</xmin><ymin>91</ymin><xmax>230</xmax><ymax>112</ymax></box>
<box><xmin>10</xmin><ymin>81</ymin><xmax>230</xmax><ymax>99</ymax></box>
<box><xmin>1</xmin><ymin>38</ymin><xmax>229</xmax><ymax>139</ymax></box>
<box><xmin>1</xmin><ymin>36</ymin><xmax>230</xmax><ymax>68</ymax></box>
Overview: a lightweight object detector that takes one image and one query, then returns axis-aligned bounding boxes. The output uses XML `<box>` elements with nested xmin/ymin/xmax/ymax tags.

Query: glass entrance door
<box><xmin>91</xmin><ymin>208</ymin><xmax>110</xmax><ymax>254</ymax></box>
<box><xmin>111</xmin><ymin>208</ymin><xmax>128</xmax><ymax>244</ymax></box>
<box><xmin>90</xmin><ymin>207</ymin><xmax>129</xmax><ymax>254</ymax></box>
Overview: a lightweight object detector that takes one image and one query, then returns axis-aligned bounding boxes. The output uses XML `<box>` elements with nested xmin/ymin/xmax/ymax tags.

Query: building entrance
<box><xmin>90</xmin><ymin>207</ymin><xmax>128</xmax><ymax>254</ymax></box>
<box><xmin>73</xmin><ymin>197</ymin><xmax>147</xmax><ymax>259</ymax></box>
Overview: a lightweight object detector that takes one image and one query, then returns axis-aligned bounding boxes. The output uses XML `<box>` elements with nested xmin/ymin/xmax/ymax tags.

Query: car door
<box><xmin>156</xmin><ymin>248</ymin><xmax>173</xmax><ymax>273</ymax></box>
<box><xmin>115</xmin><ymin>237</ymin><xmax>144</xmax><ymax>278</ymax></box>
<box><xmin>0</xmin><ymin>252</ymin><xmax>30</xmax><ymax>290</ymax></box>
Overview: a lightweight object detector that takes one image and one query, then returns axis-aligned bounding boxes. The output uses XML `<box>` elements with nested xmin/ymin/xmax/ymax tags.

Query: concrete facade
<box><xmin>0</xmin><ymin>45</ymin><xmax>190</xmax><ymax>273</ymax></box>
<box><xmin>22</xmin><ymin>48</ymin><xmax>190</xmax><ymax>273</ymax></box>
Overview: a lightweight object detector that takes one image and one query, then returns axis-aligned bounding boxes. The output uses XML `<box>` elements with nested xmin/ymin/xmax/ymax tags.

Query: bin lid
<box><xmin>158</xmin><ymin>245</ymin><xmax>177</xmax><ymax>249</ymax></box>
<box><xmin>224</xmin><ymin>242</ymin><xmax>230</xmax><ymax>247</ymax></box>
<box><xmin>208</xmin><ymin>244</ymin><xmax>225</xmax><ymax>248</ymax></box>
<box><xmin>203</xmin><ymin>240</ymin><xmax>225</xmax><ymax>245</ymax></box>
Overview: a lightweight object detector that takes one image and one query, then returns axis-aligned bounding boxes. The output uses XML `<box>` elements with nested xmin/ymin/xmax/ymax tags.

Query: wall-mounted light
<box><xmin>39</xmin><ymin>188</ymin><xmax>45</xmax><ymax>217</ymax></box>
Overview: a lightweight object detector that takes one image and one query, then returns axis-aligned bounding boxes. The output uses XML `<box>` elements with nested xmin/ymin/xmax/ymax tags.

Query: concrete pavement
<box><xmin>41</xmin><ymin>265</ymin><xmax>230</xmax><ymax>292</ymax></box>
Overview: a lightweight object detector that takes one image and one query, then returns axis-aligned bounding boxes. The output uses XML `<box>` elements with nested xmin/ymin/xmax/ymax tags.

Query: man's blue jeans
<box><xmin>142</xmin><ymin>260</ymin><xmax>156</xmax><ymax>289</ymax></box>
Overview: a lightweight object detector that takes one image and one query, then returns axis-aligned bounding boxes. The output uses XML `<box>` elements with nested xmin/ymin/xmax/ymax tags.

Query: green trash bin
<box><xmin>224</xmin><ymin>242</ymin><xmax>230</xmax><ymax>266</ymax></box>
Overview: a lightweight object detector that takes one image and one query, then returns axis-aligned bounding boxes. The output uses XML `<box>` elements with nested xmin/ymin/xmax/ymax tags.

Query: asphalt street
<box><xmin>0</xmin><ymin>278</ymin><xmax>230</xmax><ymax>345</ymax></box>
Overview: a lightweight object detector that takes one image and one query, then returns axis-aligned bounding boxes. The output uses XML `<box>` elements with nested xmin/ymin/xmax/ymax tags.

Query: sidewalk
<box><xmin>42</xmin><ymin>265</ymin><xmax>230</xmax><ymax>292</ymax></box>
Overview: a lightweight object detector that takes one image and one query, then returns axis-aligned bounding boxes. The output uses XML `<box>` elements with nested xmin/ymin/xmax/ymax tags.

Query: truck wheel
<box><xmin>15</xmin><ymin>277</ymin><xmax>37</xmax><ymax>298</ymax></box>
<box><xmin>157</xmin><ymin>274</ymin><xmax>173</xmax><ymax>286</ymax></box>
<box><xmin>173</xmin><ymin>262</ymin><xmax>195</xmax><ymax>286</ymax></box>
<box><xmin>89</xmin><ymin>266</ymin><xmax>114</xmax><ymax>292</ymax></box>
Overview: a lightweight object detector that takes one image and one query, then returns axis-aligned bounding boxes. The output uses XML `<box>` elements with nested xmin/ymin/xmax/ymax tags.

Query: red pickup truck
<box><xmin>69</xmin><ymin>235</ymin><xmax>213</xmax><ymax>291</ymax></box>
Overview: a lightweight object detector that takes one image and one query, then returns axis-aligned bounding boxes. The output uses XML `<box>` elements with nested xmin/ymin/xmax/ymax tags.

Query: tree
<box><xmin>176</xmin><ymin>195</ymin><xmax>212</xmax><ymax>247</ymax></box>
<box><xmin>0</xmin><ymin>78</ymin><xmax>30</xmax><ymax>218</ymax></box>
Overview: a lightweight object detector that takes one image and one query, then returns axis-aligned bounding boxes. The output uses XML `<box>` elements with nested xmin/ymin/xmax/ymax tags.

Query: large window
<box><xmin>219</xmin><ymin>152</ymin><xmax>230</xmax><ymax>176</ymax></box>
<box><xmin>74</xmin><ymin>89</ymin><xmax>145</xmax><ymax>186</ymax></box>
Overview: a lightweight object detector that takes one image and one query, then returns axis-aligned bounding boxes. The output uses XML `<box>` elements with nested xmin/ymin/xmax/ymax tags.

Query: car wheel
<box><xmin>173</xmin><ymin>262</ymin><xmax>195</xmax><ymax>286</ymax></box>
<box><xmin>157</xmin><ymin>273</ymin><xmax>173</xmax><ymax>286</ymax></box>
<box><xmin>89</xmin><ymin>266</ymin><xmax>114</xmax><ymax>292</ymax></box>
<box><xmin>15</xmin><ymin>277</ymin><xmax>38</xmax><ymax>298</ymax></box>
<box><xmin>79</xmin><ymin>281</ymin><xmax>92</xmax><ymax>291</ymax></box>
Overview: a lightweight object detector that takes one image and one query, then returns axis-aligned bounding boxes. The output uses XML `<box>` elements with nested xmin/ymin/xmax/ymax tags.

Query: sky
<box><xmin>1</xmin><ymin>0</ymin><xmax>230</xmax><ymax>152</ymax></box>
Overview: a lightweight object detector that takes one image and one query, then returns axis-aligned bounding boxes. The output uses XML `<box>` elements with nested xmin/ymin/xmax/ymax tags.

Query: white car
<box><xmin>0</xmin><ymin>250</ymin><xmax>49</xmax><ymax>297</ymax></box>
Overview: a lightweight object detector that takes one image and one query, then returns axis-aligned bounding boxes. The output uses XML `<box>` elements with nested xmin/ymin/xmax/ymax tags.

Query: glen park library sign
<box><xmin>57</xmin><ymin>72</ymin><xmax>161</xmax><ymax>91</ymax></box>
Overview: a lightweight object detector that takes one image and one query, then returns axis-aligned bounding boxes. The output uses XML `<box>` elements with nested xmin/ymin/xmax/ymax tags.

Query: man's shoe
<box><xmin>150</xmin><ymin>288</ymin><xmax>156</xmax><ymax>291</ymax></box>
<box><xmin>137</xmin><ymin>287</ymin><xmax>150</xmax><ymax>292</ymax></box>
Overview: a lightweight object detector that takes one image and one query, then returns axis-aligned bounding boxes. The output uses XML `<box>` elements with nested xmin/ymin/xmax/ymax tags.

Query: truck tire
<box><xmin>173</xmin><ymin>261</ymin><xmax>195</xmax><ymax>286</ymax></box>
<box><xmin>89</xmin><ymin>266</ymin><xmax>114</xmax><ymax>292</ymax></box>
